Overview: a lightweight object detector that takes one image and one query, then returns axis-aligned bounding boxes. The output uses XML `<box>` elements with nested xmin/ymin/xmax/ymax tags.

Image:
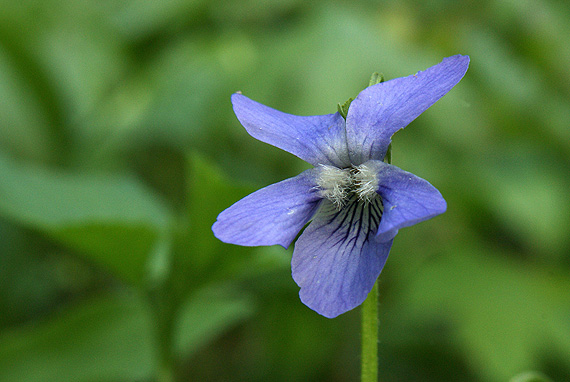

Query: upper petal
<box><xmin>345</xmin><ymin>55</ymin><xmax>470</xmax><ymax>164</ymax></box>
<box><xmin>232</xmin><ymin>93</ymin><xmax>351</xmax><ymax>167</ymax></box>
<box><xmin>363</xmin><ymin>160</ymin><xmax>447</xmax><ymax>243</ymax></box>
<box><xmin>212</xmin><ymin>169</ymin><xmax>322</xmax><ymax>248</ymax></box>
<box><xmin>291</xmin><ymin>198</ymin><xmax>392</xmax><ymax>318</ymax></box>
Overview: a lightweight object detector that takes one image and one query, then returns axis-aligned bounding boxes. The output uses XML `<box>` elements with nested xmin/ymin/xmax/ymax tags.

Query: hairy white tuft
<box><xmin>353</xmin><ymin>164</ymin><xmax>379</xmax><ymax>202</ymax></box>
<box><xmin>315</xmin><ymin>165</ymin><xmax>352</xmax><ymax>208</ymax></box>
<box><xmin>315</xmin><ymin>163</ymin><xmax>379</xmax><ymax>208</ymax></box>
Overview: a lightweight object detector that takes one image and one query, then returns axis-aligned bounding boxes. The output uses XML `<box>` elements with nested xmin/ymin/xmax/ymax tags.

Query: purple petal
<box><xmin>291</xmin><ymin>199</ymin><xmax>393</xmax><ymax>318</ymax></box>
<box><xmin>364</xmin><ymin>160</ymin><xmax>447</xmax><ymax>243</ymax></box>
<box><xmin>212</xmin><ymin>169</ymin><xmax>322</xmax><ymax>248</ymax></box>
<box><xmin>346</xmin><ymin>55</ymin><xmax>470</xmax><ymax>164</ymax></box>
<box><xmin>232</xmin><ymin>93</ymin><xmax>351</xmax><ymax>168</ymax></box>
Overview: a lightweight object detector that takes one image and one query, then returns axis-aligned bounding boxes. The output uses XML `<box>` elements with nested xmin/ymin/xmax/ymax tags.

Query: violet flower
<box><xmin>213</xmin><ymin>55</ymin><xmax>469</xmax><ymax>318</ymax></box>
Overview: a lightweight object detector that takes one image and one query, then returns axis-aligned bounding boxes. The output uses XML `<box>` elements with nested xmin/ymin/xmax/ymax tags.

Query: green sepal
<box><xmin>337</xmin><ymin>97</ymin><xmax>354</xmax><ymax>119</ymax></box>
<box><xmin>368</xmin><ymin>72</ymin><xmax>385</xmax><ymax>86</ymax></box>
<box><xmin>337</xmin><ymin>72</ymin><xmax>385</xmax><ymax>119</ymax></box>
<box><xmin>384</xmin><ymin>143</ymin><xmax>392</xmax><ymax>164</ymax></box>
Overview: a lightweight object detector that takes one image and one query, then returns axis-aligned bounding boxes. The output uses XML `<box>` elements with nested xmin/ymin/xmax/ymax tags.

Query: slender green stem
<box><xmin>361</xmin><ymin>141</ymin><xmax>391</xmax><ymax>382</ymax></box>
<box><xmin>361</xmin><ymin>281</ymin><xmax>379</xmax><ymax>382</ymax></box>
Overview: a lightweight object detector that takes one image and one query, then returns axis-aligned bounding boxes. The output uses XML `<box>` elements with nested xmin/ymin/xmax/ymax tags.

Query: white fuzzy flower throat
<box><xmin>316</xmin><ymin>163</ymin><xmax>380</xmax><ymax>208</ymax></box>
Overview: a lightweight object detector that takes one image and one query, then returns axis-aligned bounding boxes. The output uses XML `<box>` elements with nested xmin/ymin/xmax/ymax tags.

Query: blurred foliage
<box><xmin>0</xmin><ymin>0</ymin><xmax>569</xmax><ymax>381</ymax></box>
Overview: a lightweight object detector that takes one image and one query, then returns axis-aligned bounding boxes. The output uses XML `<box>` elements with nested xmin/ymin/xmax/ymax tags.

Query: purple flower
<box><xmin>213</xmin><ymin>55</ymin><xmax>470</xmax><ymax>318</ymax></box>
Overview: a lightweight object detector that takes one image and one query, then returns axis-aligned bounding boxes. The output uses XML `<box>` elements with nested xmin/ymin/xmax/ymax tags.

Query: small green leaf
<box><xmin>0</xmin><ymin>153</ymin><xmax>172</xmax><ymax>285</ymax></box>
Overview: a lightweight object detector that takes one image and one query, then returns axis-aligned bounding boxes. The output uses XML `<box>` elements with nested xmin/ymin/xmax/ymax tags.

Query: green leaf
<box><xmin>0</xmin><ymin>153</ymin><xmax>172</xmax><ymax>285</ymax></box>
<box><xmin>474</xmin><ymin>144</ymin><xmax>570</xmax><ymax>261</ymax></box>
<box><xmin>174</xmin><ymin>285</ymin><xmax>256</xmax><ymax>358</ymax></box>
<box><xmin>0</xmin><ymin>286</ymin><xmax>255</xmax><ymax>382</ymax></box>
<box><xmin>399</xmin><ymin>242</ymin><xmax>570</xmax><ymax>382</ymax></box>
<box><xmin>0</xmin><ymin>292</ymin><xmax>155</xmax><ymax>382</ymax></box>
<box><xmin>181</xmin><ymin>153</ymin><xmax>290</xmax><ymax>282</ymax></box>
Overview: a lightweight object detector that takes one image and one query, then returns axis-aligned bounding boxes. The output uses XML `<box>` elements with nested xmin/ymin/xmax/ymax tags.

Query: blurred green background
<box><xmin>1</xmin><ymin>0</ymin><xmax>569</xmax><ymax>381</ymax></box>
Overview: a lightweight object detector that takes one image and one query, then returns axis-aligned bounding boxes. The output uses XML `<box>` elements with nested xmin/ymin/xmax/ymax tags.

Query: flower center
<box><xmin>315</xmin><ymin>163</ymin><xmax>380</xmax><ymax>208</ymax></box>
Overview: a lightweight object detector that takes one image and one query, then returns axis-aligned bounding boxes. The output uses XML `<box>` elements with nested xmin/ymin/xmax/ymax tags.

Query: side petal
<box><xmin>346</xmin><ymin>55</ymin><xmax>470</xmax><ymax>164</ymax></box>
<box><xmin>292</xmin><ymin>198</ymin><xmax>393</xmax><ymax>318</ymax></box>
<box><xmin>232</xmin><ymin>93</ymin><xmax>351</xmax><ymax>168</ymax></box>
<box><xmin>365</xmin><ymin>161</ymin><xmax>447</xmax><ymax>243</ymax></box>
<box><xmin>212</xmin><ymin>169</ymin><xmax>322</xmax><ymax>248</ymax></box>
